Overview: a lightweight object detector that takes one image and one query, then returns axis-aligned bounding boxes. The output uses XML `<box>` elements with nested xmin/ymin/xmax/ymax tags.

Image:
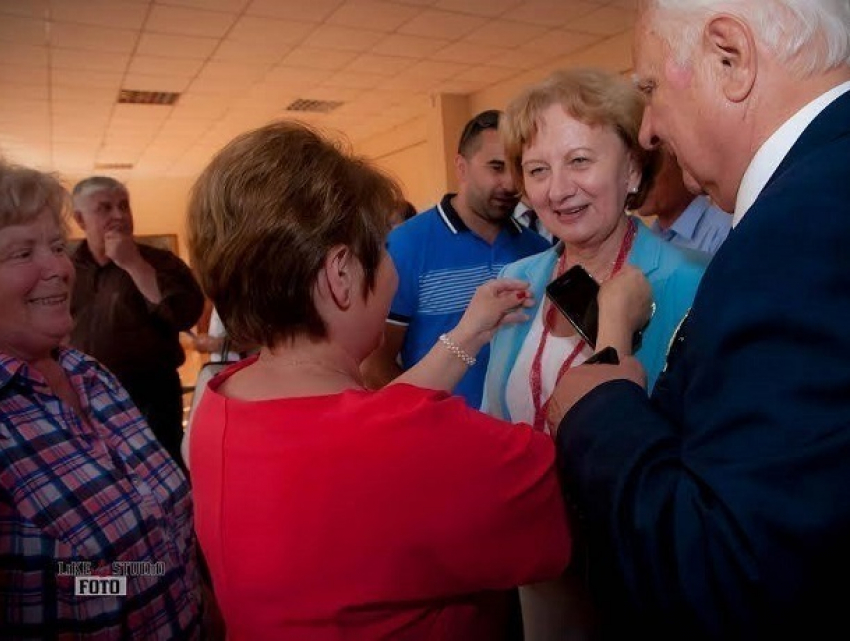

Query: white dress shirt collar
<box><xmin>734</xmin><ymin>80</ymin><xmax>850</xmax><ymax>228</ymax></box>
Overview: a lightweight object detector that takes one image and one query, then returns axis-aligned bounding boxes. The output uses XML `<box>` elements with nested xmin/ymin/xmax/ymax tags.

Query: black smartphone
<box><xmin>545</xmin><ymin>265</ymin><xmax>599</xmax><ymax>349</ymax></box>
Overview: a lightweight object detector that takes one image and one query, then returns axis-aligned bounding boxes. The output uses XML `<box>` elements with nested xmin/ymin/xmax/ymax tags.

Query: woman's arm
<box><xmin>392</xmin><ymin>279</ymin><xmax>534</xmax><ymax>391</ymax></box>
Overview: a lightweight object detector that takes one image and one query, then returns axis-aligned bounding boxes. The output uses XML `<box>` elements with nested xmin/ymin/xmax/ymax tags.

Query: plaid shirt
<box><xmin>0</xmin><ymin>348</ymin><xmax>201</xmax><ymax>640</ymax></box>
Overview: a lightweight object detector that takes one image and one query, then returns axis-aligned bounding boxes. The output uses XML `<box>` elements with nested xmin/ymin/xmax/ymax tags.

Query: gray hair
<box><xmin>0</xmin><ymin>160</ymin><xmax>69</xmax><ymax>233</ymax></box>
<box><xmin>72</xmin><ymin>175</ymin><xmax>127</xmax><ymax>203</ymax></box>
<box><xmin>644</xmin><ymin>0</ymin><xmax>850</xmax><ymax>78</ymax></box>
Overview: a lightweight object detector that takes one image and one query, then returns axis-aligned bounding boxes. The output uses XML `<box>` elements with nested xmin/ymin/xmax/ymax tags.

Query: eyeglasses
<box><xmin>457</xmin><ymin>110</ymin><xmax>501</xmax><ymax>155</ymax></box>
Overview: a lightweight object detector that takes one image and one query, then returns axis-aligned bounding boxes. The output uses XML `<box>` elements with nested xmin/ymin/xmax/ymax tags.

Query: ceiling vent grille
<box><xmin>284</xmin><ymin>98</ymin><xmax>344</xmax><ymax>113</ymax></box>
<box><xmin>94</xmin><ymin>162</ymin><xmax>134</xmax><ymax>170</ymax></box>
<box><xmin>118</xmin><ymin>89</ymin><xmax>180</xmax><ymax>106</ymax></box>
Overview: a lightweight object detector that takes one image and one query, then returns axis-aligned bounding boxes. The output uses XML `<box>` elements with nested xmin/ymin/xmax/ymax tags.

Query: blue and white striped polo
<box><xmin>387</xmin><ymin>193</ymin><xmax>549</xmax><ymax>408</ymax></box>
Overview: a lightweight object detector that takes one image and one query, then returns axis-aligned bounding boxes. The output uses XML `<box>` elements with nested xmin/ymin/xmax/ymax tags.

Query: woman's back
<box><xmin>191</xmin><ymin>359</ymin><xmax>569</xmax><ymax>641</ymax></box>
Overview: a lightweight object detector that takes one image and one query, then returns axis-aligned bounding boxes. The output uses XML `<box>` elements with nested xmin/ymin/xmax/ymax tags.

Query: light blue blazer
<box><xmin>481</xmin><ymin>219</ymin><xmax>708</xmax><ymax>420</ymax></box>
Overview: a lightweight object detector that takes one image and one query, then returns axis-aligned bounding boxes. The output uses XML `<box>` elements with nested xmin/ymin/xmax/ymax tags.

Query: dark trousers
<box><xmin>121</xmin><ymin>369</ymin><xmax>185</xmax><ymax>470</ymax></box>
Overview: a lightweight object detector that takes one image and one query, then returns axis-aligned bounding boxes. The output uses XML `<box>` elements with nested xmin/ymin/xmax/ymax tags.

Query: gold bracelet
<box><xmin>438</xmin><ymin>333</ymin><xmax>476</xmax><ymax>367</ymax></box>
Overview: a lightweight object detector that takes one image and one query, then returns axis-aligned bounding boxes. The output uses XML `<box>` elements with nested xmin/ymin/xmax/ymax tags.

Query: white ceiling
<box><xmin>0</xmin><ymin>0</ymin><xmax>637</xmax><ymax>180</ymax></box>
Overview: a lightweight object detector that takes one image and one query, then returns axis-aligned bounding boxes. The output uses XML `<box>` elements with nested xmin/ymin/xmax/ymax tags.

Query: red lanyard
<box><xmin>529</xmin><ymin>218</ymin><xmax>637</xmax><ymax>433</ymax></box>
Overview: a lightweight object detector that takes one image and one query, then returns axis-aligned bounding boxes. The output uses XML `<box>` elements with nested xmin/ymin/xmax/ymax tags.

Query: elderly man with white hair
<box><xmin>548</xmin><ymin>0</ymin><xmax>850</xmax><ymax>638</ymax></box>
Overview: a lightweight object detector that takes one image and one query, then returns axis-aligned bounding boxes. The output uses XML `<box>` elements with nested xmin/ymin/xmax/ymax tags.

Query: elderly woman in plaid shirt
<box><xmin>0</xmin><ymin>161</ymin><xmax>202</xmax><ymax>639</ymax></box>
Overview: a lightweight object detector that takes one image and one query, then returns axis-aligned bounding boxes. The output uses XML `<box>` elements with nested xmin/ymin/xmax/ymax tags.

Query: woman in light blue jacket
<box><xmin>481</xmin><ymin>68</ymin><xmax>709</xmax><ymax>641</ymax></box>
<box><xmin>482</xmin><ymin>68</ymin><xmax>708</xmax><ymax>428</ymax></box>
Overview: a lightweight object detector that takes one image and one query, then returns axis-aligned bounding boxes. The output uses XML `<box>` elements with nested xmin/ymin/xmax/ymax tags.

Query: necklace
<box><xmin>528</xmin><ymin>217</ymin><xmax>637</xmax><ymax>433</ymax></box>
<box><xmin>259</xmin><ymin>355</ymin><xmax>365</xmax><ymax>389</ymax></box>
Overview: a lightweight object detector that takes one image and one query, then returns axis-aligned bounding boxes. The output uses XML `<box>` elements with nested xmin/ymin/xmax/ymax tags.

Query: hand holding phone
<box><xmin>545</xmin><ymin>265</ymin><xmax>600</xmax><ymax>349</ymax></box>
<box><xmin>546</xmin><ymin>264</ymin><xmax>651</xmax><ymax>353</ymax></box>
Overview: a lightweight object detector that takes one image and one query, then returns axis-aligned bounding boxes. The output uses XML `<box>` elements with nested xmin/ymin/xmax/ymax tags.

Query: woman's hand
<box><xmin>452</xmin><ymin>278</ymin><xmax>535</xmax><ymax>353</ymax></box>
<box><xmin>596</xmin><ymin>265</ymin><xmax>654</xmax><ymax>355</ymax></box>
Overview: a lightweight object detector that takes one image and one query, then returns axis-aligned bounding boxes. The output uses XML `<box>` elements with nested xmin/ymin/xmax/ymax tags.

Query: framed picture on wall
<box><xmin>68</xmin><ymin>234</ymin><xmax>179</xmax><ymax>256</ymax></box>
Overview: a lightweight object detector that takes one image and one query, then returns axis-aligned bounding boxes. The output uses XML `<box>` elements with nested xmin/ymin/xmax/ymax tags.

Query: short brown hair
<box><xmin>0</xmin><ymin>160</ymin><xmax>69</xmax><ymax>234</ymax></box>
<box><xmin>187</xmin><ymin>121</ymin><xmax>402</xmax><ymax>349</ymax></box>
<box><xmin>501</xmin><ymin>68</ymin><xmax>658</xmax><ymax>209</ymax></box>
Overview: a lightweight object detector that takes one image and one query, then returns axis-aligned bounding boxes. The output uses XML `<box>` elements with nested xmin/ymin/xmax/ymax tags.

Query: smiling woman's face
<box><xmin>0</xmin><ymin>209</ymin><xmax>75</xmax><ymax>361</ymax></box>
<box><xmin>521</xmin><ymin>103</ymin><xmax>640</xmax><ymax>250</ymax></box>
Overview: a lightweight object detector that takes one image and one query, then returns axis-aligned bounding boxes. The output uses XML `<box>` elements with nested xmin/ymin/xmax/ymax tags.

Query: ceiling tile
<box><xmin>569</xmin><ymin>5</ymin><xmax>636</xmax><ymax>36</ymax></box>
<box><xmin>122</xmin><ymin>73</ymin><xmax>191</xmax><ymax>93</ymax></box>
<box><xmin>160</xmin><ymin>0</ymin><xmax>250</xmax><ymax>11</ymax></box>
<box><xmin>464</xmin><ymin>19</ymin><xmax>549</xmax><ymax>48</ymax></box>
<box><xmin>52</xmin><ymin>103</ymin><xmax>112</xmax><ymax>120</ymax></box>
<box><xmin>503</xmin><ymin>0</ymin><xmax>601</xmax><ymax>27</ymax></box>
<box><xmin>404</xmin><ymin>59</ymin><xmax>466</xmax><ymax>79</ymax></box>
<box><xmin>264</xmin><ymin>65</ymin><xmax>331</xmax><ymax>89</ymax></box>
<box><xmin>398</xmin><ymin>9</ymin><xmax>486</xmax><ymax>40</ymax></box>
<box><xmin>112</xmin><ymin>103</ymin><xmax>173</xmax><ymax>122</ymax></box>
<box><xmin>49</xmin><ymin>0</ymin><xmax>149</xmax><ymax>30</ymax></box>
<box><xmin>525</xmin><ymin>29</ymin><xmax>601</xmax><ymax>56</ymax></box>
<box><xmin>300</xmin><ymin>85</ymin><xmax>363</xmax><ymax>102</ymax></box>
<box><xmin>145</xmin><ymin>5</ymin><xmax>236</xmax><ymax>38</ymax></box>
<box><xmin>0</xmin><ymin>0</ymin><xmax>49</xmax><ymax>19</ymax></box>
<box><xmin>376</xmin><ymin>73</ymin><xmax>439</xmax><ymax>93</ymax></box>
<box><xmin>371</xmin><ymin>33</ymin><xmax>449</xmax><ymax>58</ymax></box>
<box><xmin>157</xmin><ymin>119</ymin><xmax>216</xmax><ymax>138</ymax></box>
<box><xmin>50</xmin><ymin>23</ymin><xmax>139</xmax><ymax>53</ymax></box>
<box><xmin>384</xmin><ymin>0</ymin><xmax>438</xmax><ymax>5</ymax></box>
<box><xmin>196</xmin><ymin>60</ymin><xmax>267</xmax><ymax>82</ymax></box>
<box><xmin>213</xmin><ymin>38</ymin><xmax>293</xmax><ymax>64</ymax></box>
<box><xmin>0</xmin><ymin>15</ymin><xmax>46</xmax><ymax>45</ymax></box>
<box><xmin>428</xmin><ymin>40</ymin><xmax>507</xmax><ymax>65</ymax></box>
<box><xmin>302</xmin><ymin>25</ymin><xmax>385</xmax><ymax>53</ymax></box>
<box><xmin>344</xmin><ymin>53</ymin><xmax>411</xmax><ymax>76</ymax></box>
<box><xmin>136</xmin><ymin>33</ymin><xmax>219</xmax><ymax>59</ymax></box>
<box><xmin>433</xmin><ymin>0</ymin><xmax>523</xmax><ymax>18</ymax></box>
<box><xmin>188</xmin><ymin>75</ymin><xmax>257</xmax><ymax>94</ymax></box>
<box><xmin>321</xmin><ymin>70</ymin><xmax>383</xmax><ymax>90</ymax></box>
<box><xmin>0</xmin><ymin>65</ymin><xmax>48</xmax><ymax>86</ymax></box>
<box><xmin>487</xmin><ymin>46</ymin><xmax>554</xmax><ymax>70</ymax></box>
<box><xmin>327</xmin><ymin>1</ymin><xmax>421</xmax><ymax>32</ymax></box>
<box><xmin>227</xmin><ymin>15</ymin><xmax>315</xmax><ymax>43</ymax></box>
<box><xmin>169</xmin><ymin>101</ymin><xmax>230</xmax><ymax>121</ymax></box>
<box><xmin>52</xmin><ymin>121</ymin><xmax>109</xmax><ymax>140</ymax></box>
<box><xmin>52</xmin><ymin>85</ymin><xmax>118</xmax><ymax>103</ymax></box>
<box><xmin>128</xmin><ymin>55</ymin><xmax>204</xmax><ymax>78</ymax></box>
<box><xmin>278</xmin><ymin>47</ymin><xmax>358</xmax><ymax>71</ymax></box>
<box><xmin>246</xmin><ymin>0</ymin><xmax>345</xmax><ymax>23</ymax></box>
<box><xmin>51</xmin><ymin>48</ymin><xmax>130</xmax><ymax>72</ymax></box>
<box><xmin>0</xmin><ymin>99</ymin><xmax>49</xmax><ymax>117</ymax></box>
<box><xmin>52</xmin><ymin>68</ymin><xmax>123</xmax><ymax>89</ymax></box>
<box><xmin>453</xmin><ymin>64</ymin><xmax>518</xmax><ymax>85</ymax></box>
<box><xmin>2</xmin><ymin>83</ymin><xmax>48</xmax><ymax>100</ymax></box>
<box><xmin>0</xmin><ymin>43</ymin><xmax>48</xmax><ymax>67</ymax></box>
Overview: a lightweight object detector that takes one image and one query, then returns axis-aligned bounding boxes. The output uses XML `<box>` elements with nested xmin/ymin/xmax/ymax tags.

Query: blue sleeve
<box><xmin>386</xmin><ymin>224</ymin><xmax>418</xmax><ymax>324</ymax></box>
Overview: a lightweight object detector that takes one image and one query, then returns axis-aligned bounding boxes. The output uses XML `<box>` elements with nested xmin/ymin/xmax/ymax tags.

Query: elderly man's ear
<box><xmin>704</xmin><ymin>14</ymin><xmax>757</xmax><ymax>103</ymax></box>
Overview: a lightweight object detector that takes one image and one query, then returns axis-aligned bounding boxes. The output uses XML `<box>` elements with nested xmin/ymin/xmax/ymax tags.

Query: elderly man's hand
<box><xmin>104</xmin><ymin>230</ymin><xmax>142</xmax><ymax>270</ymax></box>
<box><xmin>596</xmin><ymin>265</ymin><xmax>654</xmax><ymax>354</ymax></box>
<box><xmin>547</xmin><ymin>355</ymin><xmax>647</xmax><ymax>435</ymax></box>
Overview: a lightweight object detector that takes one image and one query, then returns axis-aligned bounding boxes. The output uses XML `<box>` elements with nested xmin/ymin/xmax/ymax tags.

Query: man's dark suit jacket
<box><xmin>557</xmin><ymin>88</ymin><xmax>850</xmax><ymax>639</ymax></box>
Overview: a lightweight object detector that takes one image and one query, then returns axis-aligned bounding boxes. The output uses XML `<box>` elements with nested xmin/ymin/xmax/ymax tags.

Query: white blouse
<box><xmin>505</xmin><ymin>299</ymin><xmax>592</xmax><ymax>432</ymax></box>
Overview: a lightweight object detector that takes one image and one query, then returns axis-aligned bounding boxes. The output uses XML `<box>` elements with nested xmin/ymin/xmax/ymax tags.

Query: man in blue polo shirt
<box><xmin>362</xmin><ymin>110</ymin><xmax>549</xmax><ymax>407</ymax></box>
<box><xmin>636</xmin><ymin>148</ymin><xmax>731</xmax><ymax>255</ymax></box>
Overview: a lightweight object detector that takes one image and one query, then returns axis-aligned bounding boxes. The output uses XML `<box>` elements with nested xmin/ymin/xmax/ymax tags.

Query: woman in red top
<box><xmin>186</xmin><ymin>121</ymin><xmax>571</xmax><ymax>640</ymax></box>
